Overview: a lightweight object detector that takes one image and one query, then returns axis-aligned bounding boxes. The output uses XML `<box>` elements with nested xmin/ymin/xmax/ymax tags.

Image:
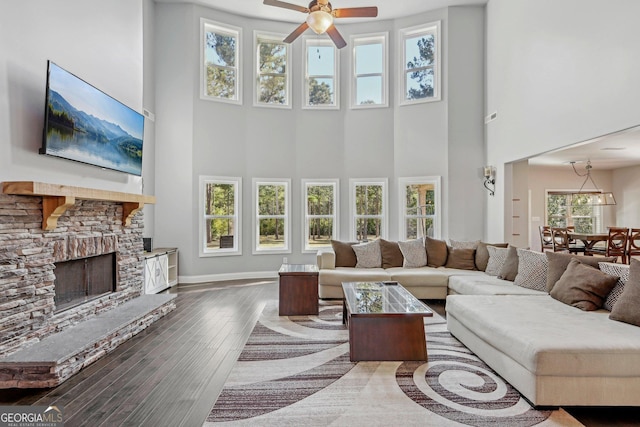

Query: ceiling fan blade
<box><xmin>263</xmin><ymin>0</ymin><xmax>309</xmax><ymax>14</ymax></box>
<box><xmin>283</xmin><ymin>21</ymin><xmax>309</xmax><ymax>43</ymax></box>
<box><xmin>333</xmin><ymin>7</ymin><xmax>378</xmax><ymax>18</ymax></box>
<box><xmin>326</xmin><ymin>24</ymin><xmax>347</xmax><ymax>49</ymax></box>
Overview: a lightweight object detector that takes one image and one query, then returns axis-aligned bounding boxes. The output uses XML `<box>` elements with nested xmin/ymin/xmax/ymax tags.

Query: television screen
<box><xmin>40</xmin><ymin>61</ymin><xmax>144</xmax><ymax>176</ymax></box>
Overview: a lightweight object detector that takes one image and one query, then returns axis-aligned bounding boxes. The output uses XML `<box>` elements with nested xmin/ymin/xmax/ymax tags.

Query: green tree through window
<box><xmin>257</xmin><ymin>37</ymin><xmax>288</xmax><ymax>105</ymax></box>
<box><xmin>547</xmin><ymin>192</ymin><xmax>602</xmax><ymax>233</ymax></box>
<box><xmin>255</xmin><ymin>180</ymin><xmax>290</xmax><ymax>252</ymax></box>
<box><xmin>200</xmin><ymin>176</ymin><xmax>241</xmax><ymax>256</ymax></box>
<box><xmin>304</xmin><ymin>181</ymin><xmax>337</xmax><ymax>250</ymax></box>
<box><xmin>406</xmin><ymin>35</ymin><xmax>435</xmax><ymax>99</ymax></box>
<box><xmin>203</xmin><ymin>21</ymin><xmax>240</xmax><ymax>101</ymax></box>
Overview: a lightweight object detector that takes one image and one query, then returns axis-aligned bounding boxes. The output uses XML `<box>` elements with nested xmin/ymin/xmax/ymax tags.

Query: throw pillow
<box><xmin>610</xmin><ymin>259</ymin><xmax>640</xmax><ymax>326</ymax></box>
<box><xmin>449</xmin><ymin>239</ymin><xmax>481</xmax><ymax>250</ymax></box>
<box><xmin>498</xmin><ymin>246</ymin><xmax>519</xmax><ymax>281</ymax></box>
<box><xmin>485</xmin><ymin>246</ymin><xmax>510</xmax><ymax>276</ymax></box>
<box><xmin>550</xmin><ymin>259</ymin><xmax>619</xmax><ymax>311</ymax></box>
<box><xmin>475</xmin><ymin>242</ymin><xmax>509</xmax><ymax>271</ymax></box>
<box><xmin>598</xmin><ymin>262</ymin><xmax>630</xmax><ymax>311</ymax></box>
<box><xmin>445</xmin><ymin>247</ymin><xmax>477</xmax><ymax>270</ymax></box>
<box><xmin>425</xmin><ymin>236</ymin><xmax>448</xmax><ymax>267</ymax></box>
<box><xmin>331</xmin><ymin>240</ymin><xmax>357</xmax><ymax>267</ymax></box>
<box><xmin>545</xmin><ymin>252</ymin><xmax>617</xmax><ymax>292</ymax></box>
<box><xmin>398</xmin><ymin>238</ymin><xmax>427</xmax><ymax>268</ymax></box>
<box><xmin>513</xmin><ymin>249</ymin><xmax>549</xmax><ymax>292</ymax></box>
<box><xmin>352</xmin><ymin>239</ymin><xmax>382</xmax><ymax>268</ymax></box>
<box><xmin>379</xmin><ymin>239</ymin><xmax>404</xmax><ymax>269</ymax></box>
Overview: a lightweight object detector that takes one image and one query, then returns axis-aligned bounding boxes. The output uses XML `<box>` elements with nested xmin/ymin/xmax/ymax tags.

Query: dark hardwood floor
<box><xmin>1</xmin><ymin>281</ymin><xmax>639</xmax><ymax>426</ymax></box>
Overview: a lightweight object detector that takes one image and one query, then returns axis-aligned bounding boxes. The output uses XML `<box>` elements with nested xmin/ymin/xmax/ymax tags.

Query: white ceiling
<box><xmin>528</xmin><ymin>126</ymin><xmax>640</xmax><ymax>170</ymax></box>
<box><xmin>154</xmin><ymin>0</ymin><xmax>488</xmax><ymax>24</ymax></box>
<box><xmin>154</xmin><ymin>0</ymin><xmax>640</xmax><ymax>171</ymax></box>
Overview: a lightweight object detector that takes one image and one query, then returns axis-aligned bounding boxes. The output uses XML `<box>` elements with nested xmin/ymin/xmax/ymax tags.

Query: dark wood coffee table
<box><xmin>341</xmin><ymin>281</ymin><xmax>433</xmax><ymax>362</ymax></box>
<box><xmin>278</xmin><ymin>264</ymin><xmax>319</xmax><ymax>316</ymax></box>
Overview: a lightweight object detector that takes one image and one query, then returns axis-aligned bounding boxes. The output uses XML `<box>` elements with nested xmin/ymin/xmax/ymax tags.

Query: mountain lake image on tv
<box><xmin>41</xmin><ymin>61</ymin><xmax>144</xmax><ymax>176</ymax></box>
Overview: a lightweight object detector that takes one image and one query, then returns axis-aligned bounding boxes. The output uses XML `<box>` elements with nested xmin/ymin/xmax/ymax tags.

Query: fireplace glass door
<box><xmin>54</xmin><ymin>253</ymin><xmax>116</xmax><ymax>312</ymax></box>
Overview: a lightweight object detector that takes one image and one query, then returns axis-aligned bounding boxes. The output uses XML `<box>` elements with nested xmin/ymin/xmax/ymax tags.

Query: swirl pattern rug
<box><xmin>204</xmin><ymin>301</ymin><xmax>581</xmax><ymax>426</ymax></box>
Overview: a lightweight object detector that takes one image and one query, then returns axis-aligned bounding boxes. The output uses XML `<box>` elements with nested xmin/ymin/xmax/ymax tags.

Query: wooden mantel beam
<box><xmin>2</xmin><ymin>181</ymin><xmax>156</xmax><ymax>231</ymax></box>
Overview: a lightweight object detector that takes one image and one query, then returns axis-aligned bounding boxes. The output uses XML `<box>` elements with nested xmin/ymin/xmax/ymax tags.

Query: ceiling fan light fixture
<box><xmin>306</xmin><ymin>10</ymin><xmax>333</xmax><ymax>34</ymax></box>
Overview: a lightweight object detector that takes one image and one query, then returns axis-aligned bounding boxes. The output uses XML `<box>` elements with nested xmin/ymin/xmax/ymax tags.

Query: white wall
<box><xmin>485</xmin><ymin>0</ymin><xmax>640</xmax><ymax>240</ymax></box>
<box><xmin>0</xmin><ymin>0</ymin><xmax>146</xmax><ymax>196</ymax></box>
<box><xmin>153</xmin><ymin>4</ymin><xmax>486</xmax><ymax>280</ymax></box>
<box><xmin>612</xmin><ymin>165</ymin><xmax>640</xmax><ymax>228</ymax></box>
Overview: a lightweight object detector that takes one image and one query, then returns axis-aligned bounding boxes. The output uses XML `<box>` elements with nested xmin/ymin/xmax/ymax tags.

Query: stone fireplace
<box><xmin>0</xmin><ymin>183</ymin><xmax>157</xmax><ymax>359</ymax></box>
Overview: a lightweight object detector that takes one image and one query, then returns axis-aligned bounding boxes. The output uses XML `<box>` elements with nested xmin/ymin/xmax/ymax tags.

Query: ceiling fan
<box><xmin>263</xmin><ymin>0</ymin><xmax>378</xmax><ymax>49</ymax></box>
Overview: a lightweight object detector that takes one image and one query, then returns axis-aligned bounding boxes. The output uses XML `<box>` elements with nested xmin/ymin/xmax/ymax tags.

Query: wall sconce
<box><xmin>483</xmin><ymin>166</ymin><xmax>496</xmax><ymax>196</ymax></box>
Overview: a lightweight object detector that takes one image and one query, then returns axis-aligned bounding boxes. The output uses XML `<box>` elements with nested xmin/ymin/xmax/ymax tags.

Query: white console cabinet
<box><xmin>144</xmin><ymin>248</ymin><xmax>178</xmax><ymax>294</ymax></box>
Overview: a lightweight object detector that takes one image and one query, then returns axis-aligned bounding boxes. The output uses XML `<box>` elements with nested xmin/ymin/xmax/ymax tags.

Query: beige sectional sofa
<box><xmin>317</xmin><ymin>243</ymin><xmax>640</xmax><ymax>407</ymax></box>
<box><xmin>316</xmin><ymin>246</ymin><xmax>542</xmax><ymax>299</ymax></box>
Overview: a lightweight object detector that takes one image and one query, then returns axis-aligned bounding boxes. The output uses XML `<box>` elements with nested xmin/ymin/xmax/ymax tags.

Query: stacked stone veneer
<box><xmin>0</xmin><ymin>193</ymin><xmax>145</xmax><ymax>358</ymax></box>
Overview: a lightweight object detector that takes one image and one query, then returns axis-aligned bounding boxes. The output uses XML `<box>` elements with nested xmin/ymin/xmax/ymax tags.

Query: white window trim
<box><xmin>350</xmin><ymin>32</ymin><xmax>388</xmax><ymax>109</ymax></box>
<box><xmin>200</xmin><ymin>18</ymin><xmax>242</xmax><ymax>105</ymax></box>
<box><xmin>199</xmin><ymin>175</ymin><xmax>242</xmax><ymax>257</ymax></box>
<box><xmin>398</xmin><ymin>21</ymin><xmax>441</xmax><ymax>106</ymax></box>
<box><xmin>253</xmin><ymin>30</ymin><xmax>291</xmax><ymax>109</ymax></box>
<box><xmin>303</xmin><ymin>36</ymin><xmax>340</xmax><ymax>110</ymax></box>
<box><xmin>253</xmin><ymin>178</ymin><xmax>292</xmax><ymax>255</ymax></box>
<box><xmin>397</xmin><ymin>176</ymin><xmax>442</xmax><ymax>240</ymax></box>
<box><xmin>302</xmin><ymin>179</ymin><xmax>340</xmax><ymax>253</ymax></box>
<box><xmin>349</xmin><ymin>178</ymin><xmax>388</xmax><ymax>241</ymax></box>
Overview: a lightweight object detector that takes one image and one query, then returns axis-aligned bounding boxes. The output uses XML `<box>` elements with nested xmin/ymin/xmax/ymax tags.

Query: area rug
<box><xmin>204</xmin><ymin>301</ymin><xmax>582</xmax><ymax>426</ymax></box>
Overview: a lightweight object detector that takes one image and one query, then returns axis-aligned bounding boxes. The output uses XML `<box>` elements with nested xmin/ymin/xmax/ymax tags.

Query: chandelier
<box><xmin>569</xmin><ymin>160</ymin><xmax>616</xmax><ymax>206</ymax></box>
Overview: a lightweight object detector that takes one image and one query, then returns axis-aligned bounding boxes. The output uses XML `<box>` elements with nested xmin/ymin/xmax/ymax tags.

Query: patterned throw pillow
<box><xmin>449</xmin><ymin>239</ymin><xmax>481</xmax><ymax>250</ymax></box>
<box><xmin>398</xmin><ymin>238</ymin><xmax>427</xmax><ymax>268</ymax></box>
<box><xmin>485</xmin><ymin>246</ymin><xmax>509</xmax><ymax>276</ymax></box>
<box><xmin>514</xmin><ymin>248</ymin><xmax>549</xmax><ymax>291</ymax></box>
<box><xmin>352</xmin><ymin>239</ymin><xmax>382</xmax><ymax>268</ymax></box>
<box><xmin>599</xmin><ymin>262</ymin><xmax>630</xmax><ymax>311</ymax></box>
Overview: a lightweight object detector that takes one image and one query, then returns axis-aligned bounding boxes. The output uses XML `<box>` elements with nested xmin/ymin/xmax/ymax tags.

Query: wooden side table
<box><xmin>278</xmin><ymin>264</ymin><xmax>319</xmax><ymax>316</ymax></box>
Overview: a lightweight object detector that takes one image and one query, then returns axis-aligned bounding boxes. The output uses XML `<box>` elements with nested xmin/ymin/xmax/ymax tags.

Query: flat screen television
<box><xmin>40</xmin><ymin>61</ymin><xmax>144</xmax><ymax>176</ymax></box>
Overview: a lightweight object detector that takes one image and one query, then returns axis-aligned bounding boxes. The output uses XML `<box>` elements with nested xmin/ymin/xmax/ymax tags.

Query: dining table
<box><xmin>568</xmin><ymin>232</ymin><xmax>609</xmax><ymax>252</ymax></box>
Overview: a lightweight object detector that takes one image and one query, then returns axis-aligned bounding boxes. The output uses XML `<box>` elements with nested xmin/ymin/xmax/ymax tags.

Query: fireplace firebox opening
<box><xmin>54</xmin><ymin>252</ymin><xmax>116</xmax><ymax>313</ymax></box>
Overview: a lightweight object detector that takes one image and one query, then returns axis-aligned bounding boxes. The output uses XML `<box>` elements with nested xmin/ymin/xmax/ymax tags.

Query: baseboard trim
<box><xmin>178</xmin><ymin>270</ymin><xmax>278</xmax><ymax>284</ymax></box>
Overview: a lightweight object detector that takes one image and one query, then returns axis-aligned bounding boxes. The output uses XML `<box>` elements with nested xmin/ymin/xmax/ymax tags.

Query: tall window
<box><xmin>400</xmin><ymin>21</ymin><xmax>441</xmax><ymax>105</ymax></box>
<box><xmin>254</xmin><ymin>179</ymin><xmax>291</xmax><ymax>254</ymax></box>
<box><xmin>255</xmin><ymin>32</ymin><xmax>290</xmax><ymax>108</ymax></box>
<box><xmin>304</xmin><ymin>38</ymin><xmax>339</xmax><ymax>109</ymax></box>
<box><xmin>350</xmin><ymin>179</ymin><xmax>387</xmax><ymax>241</ymax></box>
<box><xmin>351</xmin><ymin>33</ymin><xmax>388</xmax><ymax>108</ymax></box>
<box><xmin>399</xmin><ymin>177</ymin><xmax>441</xmax><ymax>240</ymax></box>
<box><xmin>199</xmin><ymin>176</ymin><xmax>241</xmax><ymax>257</ymax></box>
<box><xmin>201</xmin><ymin>19</ymin><xmax>241</xmax><ymax>104</ymax></box>
<box><xmin>303</xmin><ymin>180</ymin><xmax>339</xmax><ymax>252</ymax></box>
<box><xmin>546</xmin><ymin>192</ymin><xmax>603</xmax><ymax>233</ymax></box>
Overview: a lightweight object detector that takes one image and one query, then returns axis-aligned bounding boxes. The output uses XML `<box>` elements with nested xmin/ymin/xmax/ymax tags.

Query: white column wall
<box><xmin>485</xmin><ymin>0</ymin><xmax>640</xmax><ymax>240</ymax></box>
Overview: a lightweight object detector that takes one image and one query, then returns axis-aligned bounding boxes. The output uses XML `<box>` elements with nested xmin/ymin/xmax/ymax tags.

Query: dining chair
<box><xmin>551</xmin><ymin>227</ymin><xmax>584</xmax><ymax>254</ymax></box>
<box><xmin>565</xmin><ymin>225</ymin><xmax>585</xmax><ymax>251</ymax></box>
<box><xmin>628</xmin><ymin>228</ymin><xmax>640</xmax><ymax>264</ymax></box>
<box><xmin>539</xmin><ymin>226</ymin><xmax>553</xmax><ymax>251</ymax></box>
<box><xmin>589</xmin><ymin>227</ymin><xmax>629</xmax><ymax>263</ymax></box>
